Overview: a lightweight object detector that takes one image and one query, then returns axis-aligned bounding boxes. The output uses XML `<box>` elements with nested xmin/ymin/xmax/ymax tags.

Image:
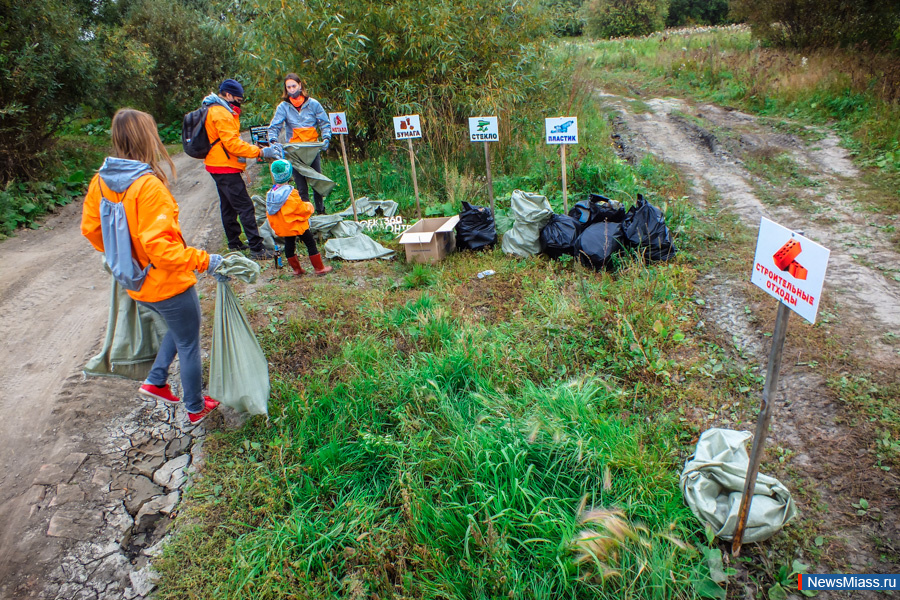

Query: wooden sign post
<box><xmin>468</xmin><ymin>116</ymin><xmax>499</xmax><ymax>215</ymax></box>
<box><xmin>329</xmin><ymin>112</ymin><xmax>357</xmax><ymax>221</ymax></box>
<box><xmin>545</xmin><ymin>117</ymin><xmax>578</xmax><ymax>214</ymax></box>
<box><xmin>394</xmin><ymin>115</ymin><xmax>423</xmax><ymax>219</ymax></box>
<box><xmin>732</xmin><ymin>220</ymin><xmax>830</xmax><ymax>556</ymax></box>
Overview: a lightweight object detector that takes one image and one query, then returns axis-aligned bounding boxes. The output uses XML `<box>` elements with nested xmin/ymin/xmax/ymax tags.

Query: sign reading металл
<box><xmin>393</xmin><ymin>115</ymin><xmax>422</xmax><ymax>139</ymax></box>
<box><xmin>468</xmin><ymin>116</ymin><xmax>499</xmax><ymax>142</ymax></box>
<box><xmin>750</xmin><ymin>217</ymin><xmax>830</xmax><ymax>323</ymax></box>
<box><xmin>545</xmin><ymin>117</ymin><xmax>578</xmax><ymax>144</ymax></box>
<box><xmin>329</xmin><ymin>112</ymin><xmax>348</xmax><ymax>135</ymax></box>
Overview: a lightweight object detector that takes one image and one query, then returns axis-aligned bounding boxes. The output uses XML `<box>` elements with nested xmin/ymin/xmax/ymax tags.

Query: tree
<box><xmin>583</xmin><ymin>0</ymin><xmax>670</xmax><ymax>39</ymax></box>
<box><xmin>0</xmin><ymin>0</ymin><xmax>105</xmax><ymax>180</ymax></box>
<box><xmin>731</xmin><ymin>0</ymin><xmax>900</xmax><ymax>50</ymax></box>
<box><xmin>667</xmin><ymin>0</ymin><xmax>730</xmax><ymax>27</ymax></box>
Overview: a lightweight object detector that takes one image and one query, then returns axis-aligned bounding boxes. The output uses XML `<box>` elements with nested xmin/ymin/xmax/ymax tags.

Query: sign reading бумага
<box><xmin>393</xmin><ymin>115</ymin><xmax>422</xmax><ymax>139</ymax></box>
<box><xmin>545</xmin><ymin>117</ymin><xmax>578</xmax><ymax>144</ymax></box>
<box><xmin>329</xmin><ymin>112</ymin><xmax>348</xmax><ymax>135</ymax></box>
<box><xmin>750</xmin><ymin>217</ymin><xmax>830</xmax><ymax>323</ymax></box>
<box><xmin>468</xmin><ymin>116</ymin><xmax>499</xmax><ymax>142</ymax></box>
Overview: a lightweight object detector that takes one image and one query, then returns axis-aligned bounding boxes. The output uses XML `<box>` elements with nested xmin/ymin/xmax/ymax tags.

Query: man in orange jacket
<box><xmin>203</xmin><ymin>79</ymin><xmax>282</xmax><ymax>260</ymax></box>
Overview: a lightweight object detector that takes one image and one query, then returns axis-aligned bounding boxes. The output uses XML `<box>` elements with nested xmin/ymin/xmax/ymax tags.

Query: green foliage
<box><xmin>0</xmin><ymin>0</ymin><xmax>105</xmax><ymax>180</ymax></box>
<box><xmin>583</xmin><ymin>0</ymin><xmax>670</xmax><ymax>39</ymax></box>
<box><xmin>543</xmin><ymin>0</ymin><xmax>588</xmax><ymax>36</ymax></box>
<box><xmin>233</xmin><ymin>0</ymin><xmax>552</xmax><ymax>157</ymax></box>
<box><xmin>730</xmin><ymin>0</ymin><xmax>900</xmax><ymax>50</ymax></box>
<box><xmin>666</xmin><ymin>0</ymin><xmax>730</xmax><ymax>27</ymax></box>
<box><xmin>119</xmin><ymin>0</ymin><xmax>238</xmax><ymax>123</ymax></box>
<box><xmin>0</xmin><ymin>171</ymin><xmax>87</xmax><ymax>236</ymax></box>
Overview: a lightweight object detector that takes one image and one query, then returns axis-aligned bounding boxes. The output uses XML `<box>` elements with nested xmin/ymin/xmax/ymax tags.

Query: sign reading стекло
<box><xmin>329</xmin><ymin>112</ymin><xmax>348</xmax><ymax>135</ymax></box>
<box><xmin>468</xmin><ymin>117</ymin><xmax>498</xmax><ymax>142</ymax></box>
<box><xmin>545</xmin><ymin>117</ymin><xmax>578</xmax><ymax>144</ymax></box>
<box><xmin>393</xmin><ymin>115</ymin><xmax>422</xmax><ymax>139</ymax></box>
<box><xmin>750</xmin><ymin>217</ymin><xmax>830</xmax><ymax>323</ymax></box>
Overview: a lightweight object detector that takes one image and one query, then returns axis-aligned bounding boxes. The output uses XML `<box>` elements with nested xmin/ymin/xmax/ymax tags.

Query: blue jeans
<box><xmin>138</xmin><ymin>286</ymin><xmax>204</xmax><ymax>413</ymax></box>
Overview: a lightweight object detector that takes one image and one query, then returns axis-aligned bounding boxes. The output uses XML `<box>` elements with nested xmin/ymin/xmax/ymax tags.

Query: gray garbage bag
<box><xmin>680</xmin><ymin>429</ymin><xmax>798</xmax><ymax>543</ymax></box>
<box><xmin>323</xmin><ymin>233</ymin><xmax>395</xmax><ymax>261</ymax></box>
<box><xmin>337</xmin><ymin>197</ymin><xmax>399</xmax><ymax>218</ymax></box>
<box><xmin>283</xmin><ymin>142</ymin><xmax>336</xmax><ymax>199</ymax></box>
<box><xmin>308</xmin><ymin>214</ymin><xmax>347</xmax><ymax>236</ymax></box>
<box><xmin>251</xmin><ymin>194</ymin><xmax>283</xmax><ymax>252</ymax></box>
<box><xmin>501</xmin><ymin>190</ymin><xmax>554</xmax><ymax>258</ymax></box>
<box><xmin>208</xmin><ymin>254</ymin><xmax>267</xmax><ymax>415</ymax></box>
<box><xmin>84</xmin><ymin>275</ymin><xmax>168</xmax><ymax>380</ymax></box>
<box><xmin>217</xmin><ymin>252</ymin><xmax>261</xmax><ymax>283</ymax></box>
<box><xmin>331</xmin><ymin>221</ymin><xmax>365</xmax><ymax>238</ymax></box>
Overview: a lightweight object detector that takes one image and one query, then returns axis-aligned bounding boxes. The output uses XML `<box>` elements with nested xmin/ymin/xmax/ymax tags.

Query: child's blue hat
<box><xmin>270</xmin><ymin>159</ymin><xmax>293</xmax><ymax>184</ymax></box>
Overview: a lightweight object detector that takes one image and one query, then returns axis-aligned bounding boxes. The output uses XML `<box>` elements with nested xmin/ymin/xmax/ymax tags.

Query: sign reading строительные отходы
<box><xmin>750</xmin><ymin>217</ymin><xmax>830</xmax><ymax>323</ymax></box>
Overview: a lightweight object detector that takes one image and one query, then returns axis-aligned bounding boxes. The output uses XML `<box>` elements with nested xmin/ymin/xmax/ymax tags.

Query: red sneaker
<box><xmin>139</xmin><ymin>383</ymin><xmax>181</xmax><ymax>404</ymax></box>
<box><xmin>188</xmin><ymin>396</ymin><xmax>220</xmax><ymax>426</ymax></box>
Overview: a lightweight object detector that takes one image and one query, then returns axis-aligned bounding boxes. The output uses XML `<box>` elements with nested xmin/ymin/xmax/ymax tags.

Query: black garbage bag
<box><xmin>621</xmin><ymin>194</ymin><xmax>677</xmax><ymax>262</ymax></box>
<box><xmin>568</xmin><ymin>194</ymin><xmax>626</xmax><ymax>231</ymax></box>
<box><xmin>456</xmin><ymin>201</ymin><xmax>497</xmax><ymax>251</ymax></box>
<box><xmin>574</xmin><ymin>222</ymin><xmax>625</xmax><ymax>271</ymax></box>
<box><xmin>540</xmin><ymin>214</ymin><xmax>581</xmax><ymax>259</ymax></box>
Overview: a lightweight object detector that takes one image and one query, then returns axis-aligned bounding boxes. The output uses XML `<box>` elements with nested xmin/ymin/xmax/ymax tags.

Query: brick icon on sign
<box><xmin>773</xmin><ymin>239</ymin><xmax>808</xmax><ymax>280</ymax></box>
<box><xmin>773</xmin><ymin>239</ymin><xmax>801</xmax><ymax>270</ymax></box>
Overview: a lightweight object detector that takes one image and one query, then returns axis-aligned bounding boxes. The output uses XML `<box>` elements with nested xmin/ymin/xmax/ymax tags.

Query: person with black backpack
<box><xmin>187</xmin><ymin>79</ymin><xmax>281</xmax><ymax>258</ymax></box>
<box><xmin>266</xmin><ymin>73</ymin><xmax>331</xmax><ymax>214</ymax></box>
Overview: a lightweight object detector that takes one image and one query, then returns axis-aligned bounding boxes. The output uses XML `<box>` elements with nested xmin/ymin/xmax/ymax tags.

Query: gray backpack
<box><xmin>98</xmin><ymin>179</ymin><xmax>151</xmax><ymax>292</ymax></box>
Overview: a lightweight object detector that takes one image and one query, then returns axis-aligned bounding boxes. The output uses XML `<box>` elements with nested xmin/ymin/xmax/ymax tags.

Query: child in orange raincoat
<box><xmin>266</xmin><ymin>159</ymin><xmax>332</xmax><ymax>276</ymax></box>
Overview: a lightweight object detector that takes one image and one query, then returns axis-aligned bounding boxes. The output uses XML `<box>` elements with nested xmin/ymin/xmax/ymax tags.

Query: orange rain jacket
<box><xmin>202</xmin><ymin>95</ymin><xmax>261</xmax><ymax>172</ymax></box>
<box><xmin>82</xmin><ymin>158</ymin><xmax>210</xmax><ymax>303</ymax></box>
<box><xmin>265</xmin><ymin>184</ymin><xmax>314</xmax><ymax>238</ymax></box>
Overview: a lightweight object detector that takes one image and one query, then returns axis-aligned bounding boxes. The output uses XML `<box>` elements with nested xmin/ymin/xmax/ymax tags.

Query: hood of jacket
<box><xmin>202</xmin><ymin>94</ymin><xmax>236</xmax><ymax>115</ymax></box>
<box><xmin>266</xmin><ymin>184</ymin><xmax>293</xmax><ymax>215</ymax></box>
<box><xmin>98</xmin><ymin>157</ymin><xmax>154</xmax><ymax>193</ymax></box>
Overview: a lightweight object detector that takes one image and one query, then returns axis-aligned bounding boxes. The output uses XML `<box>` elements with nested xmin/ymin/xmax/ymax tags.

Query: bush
<box><xmin>121</xmin><ymin>0</ymin><xmax>238</xmax><ymax>123</ymax></box>
<box><xmin>231</xmin><ymin>0</ymin><xmax>552</xmax><ymax>159</ymax></box>
<box><xmin>666</xmin><ymin>0</ymin><xmax>730</xmax><ymax>27</ymax></box>
<box><xmin>731</xmin><ymin>0</ymin><xmax>900</xmax><ymax>50</ymax></box>
<box><xmin>0</xmin><ymin>0</ymin><xmax>104</xmax><ymax>180</ymax></box>
<box><xmin>583</xmin><ymin>0</ymin><xmax>670</xmax><ymax>39</ymax></box>
<box><xmin>543</xmin><ymin>0</ymin><xmax>588</xmax><ymax>36</ymax></box>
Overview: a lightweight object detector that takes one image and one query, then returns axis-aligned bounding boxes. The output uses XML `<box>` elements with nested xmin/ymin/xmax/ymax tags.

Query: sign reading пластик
<box><xmin>393</xmin><ymin>115</ymin><xmax>422</xmax><ymax>139</ymax></box>
<box><xmin>468</xmin><ymin>116</ymin><xmax>499</xmax><ymax>142</ymax></box>
<box><xmin>545</xmin><ymin>117</ymin><xmax>578</xmax><ymax>144</ymax></box>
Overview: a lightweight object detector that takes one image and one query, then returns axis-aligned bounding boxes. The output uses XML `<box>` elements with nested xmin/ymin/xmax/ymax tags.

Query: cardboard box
<box><xmin>398</xmin><ymin>216</ymin><xmax>460</xmax><ymax>264</ymax></box>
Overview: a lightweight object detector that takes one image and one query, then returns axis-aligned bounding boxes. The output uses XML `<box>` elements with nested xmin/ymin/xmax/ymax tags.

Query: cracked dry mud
<box><xmin>604</xmin><ymin>90</ymin><xmax>900</xmax><ymax>596</ymax></box>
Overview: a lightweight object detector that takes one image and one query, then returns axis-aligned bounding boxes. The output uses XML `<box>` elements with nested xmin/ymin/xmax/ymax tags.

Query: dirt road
<box><xmin>0</xmin><ymin>152</ymin><xmax>222</xmax><ymax>599</ymax></box>
<box><xmin>605</xmin><ymin>91</ymin><xmax>900</xmax><ymax>592</ymax></box>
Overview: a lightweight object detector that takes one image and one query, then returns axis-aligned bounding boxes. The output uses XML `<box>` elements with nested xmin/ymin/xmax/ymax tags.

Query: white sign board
<box><xmin>468</xmin><ymin>116</ymin><xmax>499</xmax><ymax>142</ymax></box>
<box><xmin>329</xmin><ymin>112</ymin><xmax>348</xmax><ymax>135</ymax></box>
<box><xmin>750</xmin><ymin>217</ymin><xmax>830</xmax><ymax>323</ymax></box>
<box><xmin>545</xmin><ymin>117</ymin><xmax>578</xmax><ymax>144</ymax></box>
<box><xmin>393</xmin><ymin>115</ymin><xmax>422</xmax><ymax>139</ymax></box>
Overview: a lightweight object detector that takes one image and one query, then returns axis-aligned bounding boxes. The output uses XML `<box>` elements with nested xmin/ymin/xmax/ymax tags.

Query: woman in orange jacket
<box><xmin>265</xmin><ymin>159</ymin><xmax>332</xmax><ymax>275</ymax></box>
<box><xmin>82</xmin><ymin>108</ymin><xmax>223</xmax><ymax>425</ymax></box>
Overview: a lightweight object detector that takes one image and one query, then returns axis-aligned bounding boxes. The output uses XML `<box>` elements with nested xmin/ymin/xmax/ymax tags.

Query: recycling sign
<box><xmin>545</xmin><ymin>117</ymin><xmax>578</xmax><ymax>144</ymax></box>
<box><xmin>393</xmin><ymin>115</ymin><xmax>422</xmax><ymax>139</ymax></box>
<box><xmin>468</xmin><ymin>116</ymin><xmax>499</xmax><ymax>142</ymax></box>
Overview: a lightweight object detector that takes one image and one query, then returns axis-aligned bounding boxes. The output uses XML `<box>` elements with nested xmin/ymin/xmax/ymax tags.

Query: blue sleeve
<box><xmin>314</xmin><ymin>100</ymin><xmax>331</xmax><ymax>140</ymax></box>
<box><xmin>268</xmin><ymin>103</ymin><xmax>286</xmax><ymax>144</ymax></box>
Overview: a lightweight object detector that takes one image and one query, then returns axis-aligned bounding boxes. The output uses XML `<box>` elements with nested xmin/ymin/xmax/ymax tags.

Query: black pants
<box><xmin>284</xmin><ymin>229</ymin><xmax>319</xmax><ymax>258</ymax></box>
<box><xmin>292</xmin><ymin>152</ymin><xmax>325</xmax><ymax>214</ymax></box>
<box><xmin>210</xmin><ymin>172</ymin><xmax>264</xmax><ymax>251</ymax></box>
